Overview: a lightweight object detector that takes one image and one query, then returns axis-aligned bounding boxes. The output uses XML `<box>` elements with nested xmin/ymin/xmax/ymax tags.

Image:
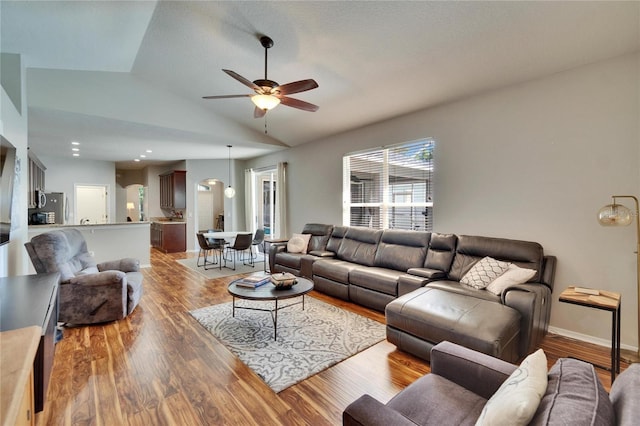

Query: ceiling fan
<box><xmin>203</xmin><ymin>35</ymin><xmax>319</xmax><ymax>118</ymax></box>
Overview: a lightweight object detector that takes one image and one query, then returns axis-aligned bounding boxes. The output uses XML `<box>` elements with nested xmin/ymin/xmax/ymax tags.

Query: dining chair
<box><xmin>250</xmin><ymin>228</ymin><xmax>265</xmax><ymax>264</ymax></box>
<box><xmin>196</xmin><ymin>232</ymin><xmax>224</xmax><ymax>270</ymax></box>
<box><xmin>223</xmin><ymin>233</ymin><xmax>253</xmax><ymax>270</ymax></box>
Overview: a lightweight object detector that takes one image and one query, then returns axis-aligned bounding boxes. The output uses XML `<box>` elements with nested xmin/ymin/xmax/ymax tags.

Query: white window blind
<box><xmin>343</xmin><ymin>139</ymin><xmax>434</xmax><ymax>231</ymax></box>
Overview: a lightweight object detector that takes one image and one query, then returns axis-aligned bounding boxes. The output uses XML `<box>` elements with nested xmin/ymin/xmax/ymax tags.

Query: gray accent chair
<box><xmin>25</xmin><ymin>228</ymin><xmax>143</xmax><ymax>325</ymax></box>
<box><xmin>344</xmin><ymin>341</ymin><xmax>640</xmax><ymax>426</ymax></box>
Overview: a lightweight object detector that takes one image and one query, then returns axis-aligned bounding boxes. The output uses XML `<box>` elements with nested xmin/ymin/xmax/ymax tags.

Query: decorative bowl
<box><xmin>271</xmin><ymin>272</ymin><xmax>298</xmax><ymax>290</ymax></box>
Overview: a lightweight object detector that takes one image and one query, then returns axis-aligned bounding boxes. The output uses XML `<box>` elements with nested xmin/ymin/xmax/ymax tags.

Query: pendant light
<box><xmin>224</xmin><ymin>145</ymin><xmax>235</xmax><ymax>198</ymax></box>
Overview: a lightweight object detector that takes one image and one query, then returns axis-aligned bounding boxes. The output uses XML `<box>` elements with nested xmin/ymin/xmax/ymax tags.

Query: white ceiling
<box><xmin>2</xmin><ymin>1</ymin><xmax>638</xmax><ymax>169</ymax></box>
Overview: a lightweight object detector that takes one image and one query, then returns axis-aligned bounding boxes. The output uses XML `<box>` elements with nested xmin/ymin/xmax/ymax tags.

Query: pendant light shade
<box><xmin>225</xmin><ymin>145</ymin><xmax>235</xmax><ymax>198</ymax></box>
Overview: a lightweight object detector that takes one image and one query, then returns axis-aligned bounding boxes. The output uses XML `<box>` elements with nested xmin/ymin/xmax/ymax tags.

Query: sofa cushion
<box><xmin>610</xmin><ymin>363</ymin><xmax>640</xmax><ymax>425</ymax></box>
<box><xmin>424</xmin><ymin>233</ymin><xmax>457</xmax><ymax>271</ymax></box>
<box><xmin>529</xmin><ymin>358</ymin><xmax>615</xmax><ymax>426</ymax></box>
<box><xmin>313</xmin><ymin>258</ymin><xmax>360</xmax><ymax>283</ymax></box>
<box><xmin>387</xmin><ymin>374</ymin><xmax>486</xmax><ymax>426</ymax></box>
<box><xmin>349</xmin><ymin>266</ymin><xmax>404</xmax><ymax>296</ymax></box>
<box><xmin>336</xmin><ymin>227</ymin><xmax>382</xmax><ymax>266</ymax></box>
<box><xmin>301</xmin><ymin>223</ymin><xmax>333</xmax><ymax>252</ymax></box>
<box><xmin>275</xmin><ymin>251</ymin><xmax>305</xmax><ymax>270</ymax></box>
<box><xmin>449</xmin><ymin>235</ymin><xmax>544</xmax><ymax>282</ymax></box>
<box><xmin>476</xmin><ymin>349</ymin><xmax>548</xmax><ymax>426</ymax></box>
<box><xmin>460</xmin><ymin>256</ymin><xmax>510</xmax><ymax>290</ymax></box>
<box><xmin>486</xmin><ymin>264</ymin><xmax>537</xmax><ymax>296</ymax></box>
<box><xmin>374</xmin><ymin>229</ymin><xmax>429</xmax><ymax>271</ymax></box>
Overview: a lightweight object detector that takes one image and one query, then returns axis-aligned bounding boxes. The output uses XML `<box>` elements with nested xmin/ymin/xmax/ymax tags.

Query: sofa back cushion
<box><xmin>25</xmin><ymin>229</ymin><xmax>97</xmax><ymax>281</ymax></box>
<box><xmin>337</xmin><ymin>227</ymin><xmax>382</xmax><ymax>266</ymax></box>
<box><xmin>609</xmin><ymin>363</ymin><xmax>640</xmax><ymax>425</ymax></box>
<box><xmin>326</xmin><ymin>226</ymin><xmax>348</xmax><ymax>253</ymax></box>
<box><xmin>301</xmin><ymin>223</ymin><xmax>333</xmax><ymax>252</ymax></box>
<box><xmin>529</xmin><ymin>358</ymin><xmax>614</xmax><ymax>425</ymax></box>
<box><xmin>424</xmin><ymin>233</ymin><xmax>457</xmax><ymax>272</ymax></box>
<box><xmin>374</xmin><ymin>230</ymin><xmax>430</xmax><ymax>271</ymax></box>
<box><xmin>448</xmin><ymin>235</ymin><xmax>544</xmax><ymax>282</ymax></box>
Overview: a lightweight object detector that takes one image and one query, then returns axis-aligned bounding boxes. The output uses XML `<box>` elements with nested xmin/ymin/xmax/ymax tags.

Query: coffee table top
<box><xmin>228</xmin><ymin>276</ymin><xmax>313</xmax><ymax>301</ymax></box>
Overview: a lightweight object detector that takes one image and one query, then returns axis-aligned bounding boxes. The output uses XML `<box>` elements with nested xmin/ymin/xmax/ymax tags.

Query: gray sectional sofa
<box><xmin>270</xmin><ymin>224</ymin><xmax>556</xmax><ymax>362</ymax></box>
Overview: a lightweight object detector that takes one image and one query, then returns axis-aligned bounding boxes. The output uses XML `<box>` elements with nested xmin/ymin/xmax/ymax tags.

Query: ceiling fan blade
<box><xmin>276</xmin><ymin>79</ymin><xmax>319</xmax><ymax>95</ymax></box>
<box><xmin>280</xmin><ymin>96</ymin><xmax>319</xmax><ymax>112</ymax></box>
<box><xmin>202</xmin><ymin>94</ymin><xmax>251</xmax><ymax>99</ymax></box>
<box><xmin>223</xmin><ymin>69</ymin><xmax>260</xmax><ymax>91</ymax></box>
<box><xmin>254</xmin><ymin>107</ymin><xmax>267</xmax><ymax>119</ymax></box>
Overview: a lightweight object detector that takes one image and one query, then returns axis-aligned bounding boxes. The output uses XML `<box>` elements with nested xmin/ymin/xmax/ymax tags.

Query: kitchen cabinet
<box><xmin>151</xmin><ymin>221</ymin><xmax>186</xmax><ymax>253</ymax></box>
<box><xmin>0</xmin><ymin>326</ymin><xmax>40</xmax><ymax>426</ymax></box>
<box><xmin>159</xmin><ymin>170</ymin><xmax>186</xmax><ymax>210</ymax></box>
<box><xmin>0</xmin><ymin>273</ymin><xmax>60</xmax><ymax>413</ymax></box>
<box><xmin>27</xmin><ymin>151</ymin><xmax>46</xmax><ymax>208</ymax></box>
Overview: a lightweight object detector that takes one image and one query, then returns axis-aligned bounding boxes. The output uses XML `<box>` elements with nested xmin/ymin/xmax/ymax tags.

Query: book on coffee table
<box><xmin>235</xmin><ymin>272</ymin><xmax>271</xmax><ymax>288</ymax></box>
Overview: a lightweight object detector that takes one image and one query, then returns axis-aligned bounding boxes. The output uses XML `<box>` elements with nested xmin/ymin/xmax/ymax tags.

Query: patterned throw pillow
<box><xmin>475</xmin><ymin>349</ymin><xmax>548</xmax><ymax>426</ymax></box>
<box><xmin>461</xmin><ymin>256</ymin><xmax>510</xmax><ymax>289</ymax></box>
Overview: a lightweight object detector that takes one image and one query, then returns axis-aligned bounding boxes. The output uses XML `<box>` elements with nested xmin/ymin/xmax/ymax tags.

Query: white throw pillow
<box><xmin>287</xmin><ymin>233</ymin><xmax>311</xmax><ymax>254</ymax></box>
<box><xmin>475</xmin><ymin>349</ymin><xmax>548</xmax><ymax>426</ymax></box>
<box><xmin>460</xmin><ymin>256</ymin><xmax>510</xmax><ymax>289</ymax></box>
<box><xmin>486</xmin><ymin>264</ymin><xmax>537</xmax><ymax>296</ymax></box>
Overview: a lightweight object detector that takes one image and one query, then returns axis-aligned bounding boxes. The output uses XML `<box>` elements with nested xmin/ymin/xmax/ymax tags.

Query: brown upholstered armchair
<box><xmin>25</xmin><ymin>228</ymin><xmax>143</xmax><ymax>325</ymax></box>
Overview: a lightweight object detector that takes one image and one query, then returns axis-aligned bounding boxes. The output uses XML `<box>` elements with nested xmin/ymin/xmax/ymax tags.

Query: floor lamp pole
<box><xmin>614</xmin><ymin>195</ymin><xmax>640</xmax><ymax>363</ymax></box>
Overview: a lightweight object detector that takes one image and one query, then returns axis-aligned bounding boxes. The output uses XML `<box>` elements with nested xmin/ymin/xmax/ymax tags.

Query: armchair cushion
<box><xmin>98</xmin><ymin>257</ymin><xmax>140</xmax><ymax>273</ymax></box>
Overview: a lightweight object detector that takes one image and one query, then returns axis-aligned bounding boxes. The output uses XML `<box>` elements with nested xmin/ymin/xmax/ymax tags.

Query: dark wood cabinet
<box><xmin>27</xmin><ymin>150</ymin><xmax>46</xmax><ymax>208</ymax></box>
<box><xmin>0</xmin><ymin>273</ymin><xmax>60</xmax><ymax>413</ymax></box>
<box><xmin>159</xmin><ymin>170</ymin><xmax>186</xmax><ymax>210</ymax></box>
<box><xmin>151</xmin><ymin>222</ymin><xmax>186</xmax><ymax>253</ymax></box>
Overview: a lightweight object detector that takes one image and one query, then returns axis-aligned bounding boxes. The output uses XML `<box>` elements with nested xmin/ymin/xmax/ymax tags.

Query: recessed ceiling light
<box><xmin>71</xmin><ymin>141</ymin><xmax>80</xmax><ymax>145</ymax></box>
<box><xmin>72</xmin><ymin>153</ymin><xmax>80</xmax><ymax>157</ymax></box>
<box><xmin>134</xmin><ymin>158</ymin><xmax>140</xmax><ymax>162</ymax></box>
<box><xmin>72</xmin><ymin>148</ymin><xmax>79</xmax><ymax>152</ymax></box>
<box><xmin>146</xmin><ymin>149</ymin><xmax>152</xmax><ymax>153</ymax></box>
<box><xmin>140</xmin><ymin>154</ymin><xmax>146</xmax><ymax>158</ymax></box>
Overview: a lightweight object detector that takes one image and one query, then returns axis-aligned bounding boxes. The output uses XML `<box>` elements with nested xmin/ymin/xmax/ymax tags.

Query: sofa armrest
<box><xmin>502</xmin><ymin>282</ymin><xmax>551</xmax><ymax>355</ymax></box>
<box><xmin>68</xmin><ymin>270</ymin><xmax>127</xmax><ymax>286</ymax></box>
<box><xmin>406</xmin><ymin>268</ymin><xmax>446</xmax><ymax>280</ymax></box>
<box><xmin>98</xmin><ymin>258</ymin><xmax>140</xmax><ymax>273</ymax></box>
<box><xmin>343</xmin><ymin>395</ymin><xmax>417</xmax><ymax>426</ymax></box>
<box><xmin>308</xmin><ymin>250</ymin><xmax>335</xmax><ymax>258</ymax></box>
<box><xmin>430</xmin><ymin>341</ymin><xmax>516</xmax><ymax>400</ymax></box>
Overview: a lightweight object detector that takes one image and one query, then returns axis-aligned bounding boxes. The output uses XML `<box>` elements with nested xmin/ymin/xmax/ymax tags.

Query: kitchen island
<box><xmin>27</xmin><ymin>222</ymin><xmax>151</xmax><ymax>271</ymax></box>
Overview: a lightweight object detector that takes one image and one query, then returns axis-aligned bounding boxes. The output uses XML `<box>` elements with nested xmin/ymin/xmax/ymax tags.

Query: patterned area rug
<box><xmin>190</xmin><ymin>297</ymin><xmax>386</xmax><ymax>392</ymax></box>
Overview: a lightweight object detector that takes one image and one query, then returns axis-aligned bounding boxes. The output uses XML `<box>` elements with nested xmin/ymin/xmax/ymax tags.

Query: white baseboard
<box><xmin>548</xmin><ymin>326</ymin><xmax>637</xmax><ymax>353</ymax></box>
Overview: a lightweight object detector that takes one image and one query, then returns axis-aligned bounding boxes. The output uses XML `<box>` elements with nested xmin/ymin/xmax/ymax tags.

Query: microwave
<box><xmin>31</xmin><ymin>212</ymin><xmax>47</xmax><ymax>225</ymax></box>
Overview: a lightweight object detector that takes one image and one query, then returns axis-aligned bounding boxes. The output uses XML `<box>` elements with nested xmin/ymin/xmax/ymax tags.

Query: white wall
<box><xmin>0</xmin><ymin>53</ymin><xmax>30</xmax><ymax>276</ymax></box>
<box><xmin>246</xmin><ymin>53</ymin><xmax>640</xmax><ymax>351</ymax></box>
<box><xmin>38</xmin><ymin>155</ymin><xmax>116</xmax><ymax>224</ymax></box>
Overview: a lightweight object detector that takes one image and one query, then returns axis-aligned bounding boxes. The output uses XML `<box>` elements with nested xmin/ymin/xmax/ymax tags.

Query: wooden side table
<box><xmin>559</xmin><ymin>286</ymin><xmax>621</xmax><ymax>382</ymax></box>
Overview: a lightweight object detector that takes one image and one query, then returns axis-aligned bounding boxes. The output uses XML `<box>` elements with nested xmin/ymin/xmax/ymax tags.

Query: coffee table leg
<box><xmin>232</xmin><ymin>296</ymin><xmax>236</xmax><ymax>317</ymax></box>
<box><xmin>274</xmin><ymin>299</ymin><xmax>278</xmax><ymax>340</ymax></box>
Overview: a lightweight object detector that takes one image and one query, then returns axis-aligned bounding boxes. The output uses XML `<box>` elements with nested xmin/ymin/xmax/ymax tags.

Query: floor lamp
<box><xmin>598</xmin><ymin>195</ymin><xmax>640</xmax><ymax>363</ymax></box>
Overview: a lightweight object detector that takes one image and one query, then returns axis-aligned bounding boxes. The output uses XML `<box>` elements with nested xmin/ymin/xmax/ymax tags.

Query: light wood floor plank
<box><xmin>36</xmin><ymin>248</ymin><xmax>627</xmax><ymax>425</ymax></box>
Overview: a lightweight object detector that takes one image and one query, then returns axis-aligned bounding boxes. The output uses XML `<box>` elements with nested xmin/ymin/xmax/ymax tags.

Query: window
<box><xmin>343</xmin><ymin>139</ymin><xmax>434</xmax><ymax>231</ymax></box>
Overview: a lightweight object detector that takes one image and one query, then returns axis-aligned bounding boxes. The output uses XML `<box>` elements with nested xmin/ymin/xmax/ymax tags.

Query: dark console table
<box><xmin>0</xmin><ymin>273</ymin><xmax>60</xmax><ymax>412</ymax></box>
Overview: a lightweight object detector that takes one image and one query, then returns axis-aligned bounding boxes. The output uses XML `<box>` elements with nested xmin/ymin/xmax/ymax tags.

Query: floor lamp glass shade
<box><xmin>224</xmin><ymin>186</ymin><xmax>236</xmax><ymax>198</ymax></box>
<box><xmin>598</xmin><ymin>203</ymin><xmax>633</xmax><ymax>226</ymax></box>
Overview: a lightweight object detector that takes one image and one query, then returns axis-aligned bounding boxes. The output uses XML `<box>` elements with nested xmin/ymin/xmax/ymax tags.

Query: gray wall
<box><xmin>246</xmin><ymin>53</ymin><xmax>640</xmax><ymax>351</ymax></box>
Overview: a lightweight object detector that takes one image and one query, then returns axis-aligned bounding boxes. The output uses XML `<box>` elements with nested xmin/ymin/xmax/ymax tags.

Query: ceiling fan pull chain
<box><xmin>264</xmin><ymin>115</ymin><xmax>268</xmax><ymax>134</ymax></box>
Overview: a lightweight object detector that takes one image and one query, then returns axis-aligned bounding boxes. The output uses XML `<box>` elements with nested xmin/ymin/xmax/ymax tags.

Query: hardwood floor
<box><xmin>37</xmin><ymin>249</ymin><xmax>627</xmax><ymax>425</ymax></box>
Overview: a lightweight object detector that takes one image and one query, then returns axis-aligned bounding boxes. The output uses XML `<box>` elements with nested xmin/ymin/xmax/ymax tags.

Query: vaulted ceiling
<box><xmin>2</xmin><ymin>1</ymin><xmax>638</xmax><ymax>168</ymax></box>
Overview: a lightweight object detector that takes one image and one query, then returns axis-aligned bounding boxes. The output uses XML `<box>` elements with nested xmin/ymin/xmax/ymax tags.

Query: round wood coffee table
<box><xmin>227</xmin><ymin>276</ymin><xmax>314</xmax><ymax>340</ymax></box>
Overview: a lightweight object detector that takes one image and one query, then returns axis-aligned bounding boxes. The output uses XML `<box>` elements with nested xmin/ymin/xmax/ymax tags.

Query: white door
<box><xmin>76</xmin><ymin>184</ymin><xmax>108</xmax><ymax>224</ymax></box>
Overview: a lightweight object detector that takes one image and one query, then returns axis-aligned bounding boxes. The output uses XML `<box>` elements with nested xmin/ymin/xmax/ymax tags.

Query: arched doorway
<box><xmin>197</xmin><ymin>179</ymin><xmax>224</xmax><ymax>231</ymax></box>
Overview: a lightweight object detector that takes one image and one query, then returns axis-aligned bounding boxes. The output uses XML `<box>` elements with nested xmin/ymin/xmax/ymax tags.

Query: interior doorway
<box><xmin>75</xmin><ymin>184</ymin><xmax>108</xmax><ymax>224</ymax></box>
<box><xmin>197</xmin><ymin>179</ymin><xmax>224</xmax><ymax>231</ymax></box>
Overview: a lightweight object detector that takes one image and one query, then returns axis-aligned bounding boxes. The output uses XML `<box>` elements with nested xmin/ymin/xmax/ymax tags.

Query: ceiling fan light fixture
<box><xmin>251</xmin><ymin>94</ymin><xmax>280</xmax><ymax>111</ymax></box>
